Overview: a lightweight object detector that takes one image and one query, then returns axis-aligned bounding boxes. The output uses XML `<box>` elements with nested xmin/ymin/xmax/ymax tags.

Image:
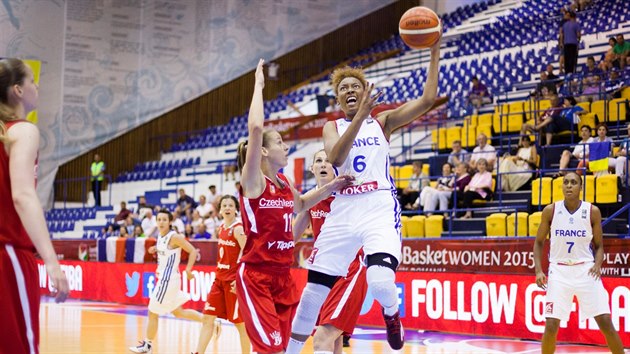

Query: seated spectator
<box><xmin>467</xmin><ymin>76</ymin><xmax>492</xmax><ymax>113</ymax></box>
<box><xmin>579</xmin><ymin>74</ymin><xmax>602</xmax><ymax>102</ymax></box>
<box><xmin>119</xmin><ymin>226</ymin><xmax>131</xmax><ymax>238</ymax></box>
<box><xmin>204</xmin><ymin>213</ymin><xmax>220</xmax><ymax>237</ymax></box>
<box><xmin>195</xmin><ymin>195</ymin><xmax>215</xmax><ymax>219</ymax></box>
<box><xmin>469</xmin><ymin>133</ymin><xmax>496</xmax><ymax>171</ymax></box>
<box><xmin>499</xmin><ymin>136</ymin><xmax>538</xmax><ymax>191</ymax></box>
<box><xmin>448</xmin><ymin>140</ymin><xmax>470</xmax><ymax>166</ymax></box>
<box><xmin>177</xmin><ymin>188</ymin><xmax>196</xmax><ymax>220</ymax></box>
<box><xmin>325</xmin><ymin>97</ymin><xmax>339</xmax><ymax>113</ymax></box>
<box><xmin>102</xmin><ymin>225</ymin><xmax>116</xmax><ymax>238</ymax></box>
<box><xmin>122</xmin><ymin>215</ymin><xmax>136</xmax><ymax>235</ymax></box>
<box><xmin>184</xmin><ymin>224</ymin><xmax>194</xmax><ymax>238</ymax></box>
<box><xmin>133</xmin><ymin>225</ymin><xmax>145</xmax><ymax>238</ymax></box>
<box><xmin>114</xmin><ymin>201</ymin><xmax>132</xmax><ymax>226</ymax></box>
<box><xmin>414</xmin><ymin>163</ymin><xmax>454</xmax><ymax>217</ymax></box>
<box><xmin>558</xmin><ymin>125</ymin><xmax>593</xmax><ymax>175</ymax></box>
<box><xmin>614</xmin><ymin>122</ymin><xmax>630</xmax><ymax>185</ymax></box>
<box><xmin>546</xmin><ymin>64</ymin><xmax>560</xmax><ymax>82</ymax></box>
<box><xmin>233</xmin><ymin>181</ymin><xmax>241</xmax><ymax>199</ymax></box>
<box><xmin>172</xmin><ymin>207</ymin><xmax>186</xmax><ymax>233</ymax></box>
<box><xmin>577</xmin><ymin>123</ymin><xmax>617</xmax><ymax>177</ymax></box>
<box><xmin>531</xmin><ymin>71</ymin><xmax>558</xmax><ymax>99</ymax></box>
<box><xmin>398</xmin><ymin>161</ymin><xmax>429</xmax><ymax>211</ymax></box>
<box><xmin>560</xmin><ymin>96</ymin><xmax>585</xmax><ymax>124</ymax></box>
<box><xmin>141</xmin><ymin>209</ymin><xmax>158</xmax><ymax>238</ymax></box>
<box><xmin>613</xmin><ymin>34</ymin><xmax>630</xmax><ymax>69</ymax></box>
<box><xmin>520</xmin><ymin>95</ymin><xmax>566</xmax><ymax>146</ymax></box>
<box><xmin>582</xmin><ymin>56</ymin><xmax>604</xmax><ymax>80</ymax></box>
<box><xmin>460</xmin><ymin>158</ymin><xmax>493</xmax><ymax>219</ymax></box>
<box><xmin>190</xmin><ymin>210</ymin><xmax>204</xmax><ymax>234</ymax></box>
<box><xmin>193</xmin><ymin>223</ymin><xmax>212</xmax><ymax>240</ymax></box>
<box><xmin>136</xmin><ymin>196</ymin><xmax>154</xmax><ymax>220</ymax></box>
<box><xmin>207</xmin><ymin>184</ymin><xmax>222</xmax><ymax>211</ymax></box>
<box><xmin>599</xmin><ymin>37</ymin><xmax>619</xmax><ymax>71</ymax></box>
<box><xmin>604</xmin><ymin>68</ymin><xmax>627</xmax><ymax>99</ymax></box>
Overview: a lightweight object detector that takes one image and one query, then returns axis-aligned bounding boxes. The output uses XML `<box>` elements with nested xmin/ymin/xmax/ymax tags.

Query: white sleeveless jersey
<box><xmin>334</xmin><ymin>117</ymin><xmax>395</xmax><ymax>195</ymax></box>
<box><xmin>549</xmin><ymin>201</ymin><xmax>594</xmax><ymax>264</ymax></box>
<box><xmin>155</xmin><ymin>230</ymin><xmax>181</xmax><ymax>280</ymax></box>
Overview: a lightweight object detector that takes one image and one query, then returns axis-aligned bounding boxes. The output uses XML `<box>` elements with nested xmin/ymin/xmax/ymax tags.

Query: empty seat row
<box><xmin>531</xmin><ymin>175</ymin><xmax>619</xmax><ymax>206</ymax></box>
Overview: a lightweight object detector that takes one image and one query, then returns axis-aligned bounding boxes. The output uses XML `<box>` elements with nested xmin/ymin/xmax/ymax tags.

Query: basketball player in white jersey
<box><xmin>287</xmin><ymin>37</ymin><xmax>441</xmax><ymax>353</ymax></box>
<box><xmin>130</xmin><ymin>209</ymin><xmax>204</xmax><ymax>354</ymax></box>
<box><xmin>533</xmin><ymin>172</ymin><xmax>624</xmax><ymax>354</ymax></box>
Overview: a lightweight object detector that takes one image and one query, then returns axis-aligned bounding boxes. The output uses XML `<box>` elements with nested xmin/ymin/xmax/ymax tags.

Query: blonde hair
<box><xmin>236</xmin><ymin>129</ymin><xmax>278</xmax><ymax>173</ymax></box>
<box><xmin>0</xmin><ymin>58</ymin><xmax>28</xmax><ymax>145</ymax></box>
<box><xmin>330</xmin><ymin>66</ymin><xmax>367</xmax><ymax>96</ymax></box>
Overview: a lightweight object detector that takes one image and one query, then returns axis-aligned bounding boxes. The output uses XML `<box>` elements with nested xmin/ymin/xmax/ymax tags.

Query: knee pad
<box><xmin>366</xmin><ymin>252</ymin><xmax>399</xmax><ymax>271</ymax></box>
<box><xmin>366</xmin><ymin>266</ymin><xmax>398</xmax><ymax>309</ymax></box>
<box><xmin>292</xmin><ymin>283</ymin><xmax>331</xmax><ymax>335</ymax></box>
<box><xmin>307</xmin><ymin>269</ymin><xmax>339</xmax><ymax>289</ymax></box>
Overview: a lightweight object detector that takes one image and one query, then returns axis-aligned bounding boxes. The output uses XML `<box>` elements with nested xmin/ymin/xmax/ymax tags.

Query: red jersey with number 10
<box><xmin>0</xmin><ymin>120</ymin><xmax>35</xmax><ymax>251</ymax></box>
<box><xmin>216</xmin><ymin>220</ymin><xmax>243</xmax><ymax>281</ymax></box>
<box><xmin>239</xmin><ymin>173</ymin><xmax>295</xmax><ymax>269</ymax></box>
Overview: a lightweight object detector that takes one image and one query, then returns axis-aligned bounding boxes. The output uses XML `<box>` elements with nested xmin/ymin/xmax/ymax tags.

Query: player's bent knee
<box><xmin>366</xmin><ymin>252</ymin><xmax>399</xmax><ymax>272</ymax></box>
<box><xmin>307</xmin><ymin>269</ymin><xmax>339</xmax><ymax>289</ymax></box>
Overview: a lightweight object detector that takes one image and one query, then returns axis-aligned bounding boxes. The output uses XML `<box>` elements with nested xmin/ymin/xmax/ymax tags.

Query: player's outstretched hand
<box><xmin>186</xmin><ymin>269</ymin><xmax>194</xmax><ymax>280</ymax></box>
<box><xmin>588</xmin><ymin>265</ymin><xmax>602</xmax><ymax>280</ymax></box>
<box><xmin>329</xmin><ymin>175</ymin><xmax>355</xmax><ymax>191</ymax></box>
<box><xmin>47</xmin><ymin>263</ymin><xmax>69</xmax><ymax>303</ymax></box>
<box><xmin>535</xmin><ymin>271</ymin><xmax>547</xmax><ymax>290</ymax></box>
<box><xmin>355</xmin><ymin>83</ymin><xmax>382</xmax><ymax>122</ymax></box>
<box><xmin>255</xmin><ymin>59</ymin><xmax>265</xmax><ymax>89</ymax></box>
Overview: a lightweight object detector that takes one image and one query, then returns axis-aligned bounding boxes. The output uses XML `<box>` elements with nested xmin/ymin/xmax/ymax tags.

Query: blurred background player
<box><xmin>0</xmin><ymin>57</ymin><xmax>69</xmax><ymax>354</ymax></box>
<box><xmin>130</xmin><ymin>209</ymin><xmax>203</xmax><ymax>353</ymax></box>
<box><xmin>533</xmin><ymin>172</ymin><xmax>624</xmax><ymax>354</ymax></box>
<box><xmin>287</xmin><ymin>31</ymin><xmax>440</xmax><ymax>354</ymax></box>
<box><xmin>235</xmin><ymin>59</ymin><xmax>352</xmax><ymax>354</ymax></box>
<box><xmin>193</xmin><ymin>195</ymin><xmax>250</xmax><ymax>354</ymax></box>
<box><xmin>292</xmin><ymin>149</ymin><xmax>367</xmax><ymax>353</ymax></box>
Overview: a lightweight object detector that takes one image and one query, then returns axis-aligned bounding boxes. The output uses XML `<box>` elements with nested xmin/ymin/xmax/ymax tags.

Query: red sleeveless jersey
<box><xmin>239</xmin><ymin>173</ymin><xmax>295</xmax><ymax>270</ymax></box>
<box><xmin>309</xmin><ymin>196</ymin><xmax>333</xmax><ymax>239</ymax></box>
<box><xmin>0</xmin><ymin>120</ymin><xmax>35</xmax><ymax>250</ymax></box>
<box><xmin>216</xmin><ymin>220</ymin><xmax>243</xmax><ymax>281</ymax></box>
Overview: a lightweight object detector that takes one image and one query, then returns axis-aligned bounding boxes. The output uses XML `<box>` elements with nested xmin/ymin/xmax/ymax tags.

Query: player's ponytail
<box><xmin>0</xmin><ymin>58</ymin><xmax>27</xmax><ymax>145</ymax></box>
<box><xmin>236</xmin><ymin>140</ymin><xmax>248</xmax><ymax>173</ymax></box>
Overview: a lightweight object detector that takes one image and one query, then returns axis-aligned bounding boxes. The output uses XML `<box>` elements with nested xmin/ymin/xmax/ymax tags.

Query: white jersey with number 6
<box><xmin>549</xmin><ymin>201</ymin><xmax>594</xmax><ymax>265</ymax></box>
<box><xmin>334</xmin><ymin>117</ymin><xmax>395</xmax><ymax>194</ymax></box>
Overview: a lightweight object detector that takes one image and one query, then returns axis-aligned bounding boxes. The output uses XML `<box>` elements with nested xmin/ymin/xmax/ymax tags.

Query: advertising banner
<box><xmin>38</xmin><ymin>261</ymin><xmax>630</xmax><ymax>346</ymax></box>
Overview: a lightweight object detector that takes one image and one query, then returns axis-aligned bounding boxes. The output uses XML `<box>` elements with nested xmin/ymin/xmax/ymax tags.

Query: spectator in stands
<box><xmin>558</xmin><ymin>125</ymin><xmax>593</xmax><ymax>176</ymax></box>
<box><xmin>469</xmin><ymin>133</ymin><xmax>496</xmax><ymax>172</ymax></box>
<box><xmin>499</xmin><ymin>136</ymin><xmax>538</xmax><ymax>191</ymax></box>
<box><xmin>204</xmin><ymin>212</ymin><xmax>220</xmax><ymax>237</ymax></box>
<box><xmin>184</xmin><ymin>224</ymin><xmax>194</xmax><ymax>238</ymax></box>
<box><xmin>520</xmin><ymin>95</ymin><xmax>566</xmax><ymax>146</ymax></box>
<box><xmin>193</xmin><ymin>223</ymin><xmax>212</xmax><ymax>240</ymax></box>
<box><xmin>448</xmin><ymin>140</ymin><xmax>470</xmax><ymax>166</ymax></box>
<box><xmin>414</xmin><ymin>163</ymin><xmax>454</xmax><ymax>217</ymax></box>
<box><xmin>532</xmin><ymin>71</ymin><xmax>557</xmax><ymax>99</ymax></box>
<box><xmin>133</xmin><ymin>225</ymin><xmax>145</xmax><ymax>238</ymax></box>
<box><xmin>577</xmin><ymin>123</ymin><xmax>616</xmax><ymax>177</ymax></box>
<box><xmin>325</xmin><ymin>97</ymin><xmax>339</xmax><ymax>113</ymax></box>
<box><xmin>561</xmin><ymin>96</ymin><xmax>585</xmax><ymax>125</ymax></box>
<box><xmin>123</xmin><ymin>215</ymin><xmax>136</xmax><ymax>235</ymax></box>
<box><xmin>583</xmin><ymin>56</ymin><xmax>603</xmax><ymax>80</ymax></box>
<box><xmin>207</xmin><ymin>185</ymin><xmax>222</xmax><ymax>211</ymax></box>
<box><xmin>546</xmin><ymin>64</ymin><xmax>560</xmax><ymax>82</ymax></box>
<box><xmin>177</xmin><ymin>188</ymin><xmax>196</xmax><ymax>220</ymax></box>
<box><xmin>467</xmin><ymin>76</ymin><xmax>491</xmax><ymax>113</ymax></box>
<box><xmin>141</xmin><ymin>209</ymin><xmax>158</xmax><ymax>238</ymax></box>
<box><xmin>114</xmin><ymin>201</ymin><xmax>132</xmax><ymax>226</ymax></box>
<box><xmin>103</xmin><ymin>224</ymin><xmax>116</xmax><ymax>238</ymax></box>
<box><xmin>119</xmin><ymin>226</ymin><xmax>130</xmax><ymax>238</ymax></box>
<box><xmin>600</xmin><ymin>37</ymin><xmax>619</xmax><ymax>71</ymax></box>
<box><xmin>136</xmin><ymin>196</ymin><xmax>154</xmax><ymax>220</ymax></box>
<box><xmin>172</xmin><ymin>207</ymin><xmax>186</xmax><ymax>233</ymax></box>
<box><xmin>452</xmin><ymin>161</ymin><xmax>472</xmax><ymax>201</ymax></box>
<box><xmin>398</xmin><ymin>161</ymin><xmax>428</xmax><ymax>211</ymax></box>
<box><xmin>233</xmin><ymin>181</ymin><xmax>241</xmax><ymax>199</ymax></box>
<box><xmin>460</xmin><ymin>158</ymin><xmax>493</xmax><ymax>219</ymax></box>
<box><xmin>195</xmin><ymin>195</ymin><xmax>215</xmax><ymax>219</ymax></box>
<box><xmin>90</xmin><ymin>153</ymin><xmax>106</xmax><ymax>207</ymax></box>
<box><xmin>559</xmin><ymin>10</ymin><xmax>581</xmax><ymax>73</ymax></box>
<box><xmin>604</xmin><ymin>68</ymin><xmax>626</xmax><ymax>99</ymax></box>
<box><xmin>614</xmin><ymin>123</ymin><xmax>630</xmax><ymax>185</ymax></box>
<box><xmin>190</xmin><ymin>210</ymin><xmax>204</xmax><ymax>234</ymax></box>
<box><xmin>613</xmin><ymin>34</ymin><xmax>630</xmax><ymax>69</ymax></box>
<box><xmin>580</xmin><ymin>73</ymin><xmax>602</xmax><ymax>102</ymax></box>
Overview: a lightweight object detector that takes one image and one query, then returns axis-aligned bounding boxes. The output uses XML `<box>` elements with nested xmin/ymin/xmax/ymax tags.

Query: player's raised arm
<box><xmin>377</xmin><ymin>39</ymin><xmax>441</xmax><ymax>137</ymax></box>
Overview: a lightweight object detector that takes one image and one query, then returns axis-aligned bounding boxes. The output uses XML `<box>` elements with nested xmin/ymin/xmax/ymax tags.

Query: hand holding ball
<box><xmin>399</xmin><ymin>6</ymin><xmax>442</xmax><ymax>49</ymax></box>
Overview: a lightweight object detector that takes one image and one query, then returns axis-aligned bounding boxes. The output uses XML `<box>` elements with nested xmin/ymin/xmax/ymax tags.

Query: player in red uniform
<box><xmin>194</xmin><ymin>195</ymin><xmax>251</xmax><ymax>354</ymax></box>
<box><xmin>235</xmin><ymin>59</ymin><xmax>353</xmax><ymax>354</ymax></box>
<box><xmin>0</xmin><ymin>58</ymin><xmax>69</xmax><ymax>354</ymax></box>
<box><xmin>293</xmin><ymin>150</ymin><xmax>367</xmax><ymax>354</ymax></box>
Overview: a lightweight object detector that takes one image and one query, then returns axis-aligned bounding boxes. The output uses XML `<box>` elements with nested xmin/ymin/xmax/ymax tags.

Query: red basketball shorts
<box><xmin>203</xmin><ymin>278</ymin><xmax>243</xmax><ymax>323</ymax></box>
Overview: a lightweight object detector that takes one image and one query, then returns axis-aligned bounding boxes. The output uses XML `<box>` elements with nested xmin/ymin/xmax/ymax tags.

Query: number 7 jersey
<box><xmin>549</xmin><ymin>201</ymin><xmax>594</xmax><ymax>264</ymax></box>
<box><xmin>239</xmin><ymin>173</ymin><xmax>296</xmax><ymax>269</ymax></box>
<box><xmin>334</xmin><ymin>117</ymin><xmax>396</xmax><ymax>194</ymax></box>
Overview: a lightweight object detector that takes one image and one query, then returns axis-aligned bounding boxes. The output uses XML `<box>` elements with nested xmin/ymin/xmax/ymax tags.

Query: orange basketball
<box><xmin>399</xmin><ymin>6</ymin><xmax>442</xmax><ymax>49</ymax></box>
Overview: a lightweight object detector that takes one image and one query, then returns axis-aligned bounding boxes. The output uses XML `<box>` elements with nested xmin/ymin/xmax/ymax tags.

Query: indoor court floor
<box><xmin>39</xmin><ymin>298</ymin><xmax>618</xmax><ymax>354</ymax></box>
